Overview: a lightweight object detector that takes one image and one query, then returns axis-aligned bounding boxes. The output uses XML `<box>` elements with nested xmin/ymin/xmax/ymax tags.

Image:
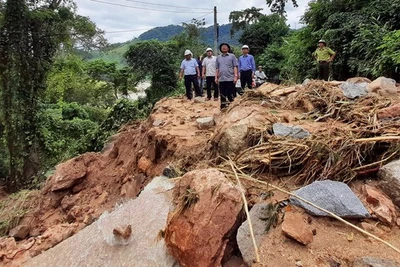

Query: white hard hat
<box><xmin>206</xmin><ymin>47</ymin><xmax>213</xmax><ymax>52</ymax></box>
<box><xmin>184</xmin><ymin>49</ymin><xmax>192</xmax><ymax>56</ymax></box>
<box><xmin>242</xmin><ymin>45</ymin><xmax>249</xmax><ymax>49</ymax></box>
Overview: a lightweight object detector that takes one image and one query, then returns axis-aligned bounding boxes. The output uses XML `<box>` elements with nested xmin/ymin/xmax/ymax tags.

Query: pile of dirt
<box><xmin>2</xmin><ymin>78</ymin><xmax>400</xmax><ymax>266</ymax></box>
<box><xmin>0</xmin><ymin>97</ymin><xmax>220</xmax><ymax>265</ymax></box>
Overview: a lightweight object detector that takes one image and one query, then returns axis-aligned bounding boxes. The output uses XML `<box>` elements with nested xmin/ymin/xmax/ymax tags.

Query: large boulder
<box><xmin>47</xmin><ymin>154</ymin><xmax>97</xmax><ymax>191</ymax></box>
<box><xmin>26</xmin><ymin>176</ymin><xmax>177</xmax><ymax>267</ymax></box>
<box><xmin>378</xmin><ymin>159</ymin><xmax>400</xmax><ymax>207</ymax></box>
<box><xmin>340</xmin><ymin>82</ymin><xmax>369</xmax><ymax>99</ymax></box>
<box><xmin>212</xmin><ymin>106</ymin><xmax>275</xmax><ymax>156</ymax></box>
<box><xmin>367</xmin><ymin>77</ymin><xmax>398</xmax><ymax>96</ymax></box>
<box><xmin>273</xmin><ymin>123</ymin><xmax>310</xmax><ymax>139</ymax></box>
<box><xmin>290</xmin><ymin>180</ymin><xmax>370</xmax><ymax>218</ymax></box>
<box><xmin>165</xmin><ymin>169</ymin><xmax>244</xmax><ymax>267</ymax></box>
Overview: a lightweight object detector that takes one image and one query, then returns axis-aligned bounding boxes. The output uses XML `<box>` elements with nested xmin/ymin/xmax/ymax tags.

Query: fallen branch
<box><xmin>228</xmin><ymin>157</ymin><xmax>260</xmax><ymax>263</ymax></box>
<box><xmin>226</xmin><ymin>159</ymin><xmax>400</xmax><ymax>254</ymax></box>
<box><xmin>354</xmin><ymin>136</ymin><xmax>400</xmax><ymax>143</ymax></box>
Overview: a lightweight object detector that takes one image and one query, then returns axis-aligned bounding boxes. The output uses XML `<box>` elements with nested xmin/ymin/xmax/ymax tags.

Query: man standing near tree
<box><xmin>215</xmin><ymin>43</ymin><xmax>238</xmax><ymax>109</ymax></box>
<box><xmin>179</xmin><ymin>49</ymin><xmax>201</xmax><ymax>100</ymax></box>
<box><xmin>313</xmin><ymin>39</ymin><xmax>336</xmax><ymax>81</ymax></box>
<box><xmin>238</xmin><ymin>45</ymin><xmax>256</xmax><ymax>94</ymax></box>
<box><xmin>202</xmin><ymin>47</ymin><xmax>219</xmax><ymax>101</ymax></box>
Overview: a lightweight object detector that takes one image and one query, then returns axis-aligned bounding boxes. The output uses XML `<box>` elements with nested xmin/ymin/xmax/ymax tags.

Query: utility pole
<box><xmin>213</xmin><ymin>6</ymin><xmax>218</xmax><ymax>54</ymax></box>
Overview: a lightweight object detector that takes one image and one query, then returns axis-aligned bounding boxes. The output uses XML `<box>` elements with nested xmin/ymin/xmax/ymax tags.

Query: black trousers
<box><xmin>184</xmin><ymin>75</ymin><xmax>201</xmax><ymax>99</ymax></box>
<box><xmin>318</xmin><ymin>61</ymin><xmax>330</xmax><ymax>81</ymax></box>
<box><xmin>240</xmin><ymin>70</ymin><xmax>253</xmax><ymax>90</ymax></box>
<box><xmin>219</xmin><ymin>81</ymin><xmax>236</xmax><ymax>109</ymax></box>
<box><xmin>205</xmin><ymin>76</ymin><xmax>219</xmax><ymax>99</ymax></box>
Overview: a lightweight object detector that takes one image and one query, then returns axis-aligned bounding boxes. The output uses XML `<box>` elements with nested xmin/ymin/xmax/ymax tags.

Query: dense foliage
<box><xmin>233</xmin><ymin>0</ymin><xmax>400</xmax><ymax>82</ymax></box>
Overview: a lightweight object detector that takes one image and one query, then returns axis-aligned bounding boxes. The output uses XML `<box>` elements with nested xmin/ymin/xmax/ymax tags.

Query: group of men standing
<box><xmin>179</xmin><ymin>39</ymin><xmax>336</xmax><ymax>109</ymax></box>
<box><xmin>179</xmin><ymin>43</ymin><xmax>267</xmax><ymax>109</ymax></box>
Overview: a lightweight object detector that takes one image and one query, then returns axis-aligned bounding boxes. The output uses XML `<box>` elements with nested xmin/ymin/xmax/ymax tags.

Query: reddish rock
<box><xmin>367</xmin><ymin>77</ymin><xmax>397</xmax><ymax>94</ymax></box>
<box><xmin>377</xmin><ymin>104</ymin><xmax>400</xmax><ymax>119</ymax></box>
<box><xmin>61</xmin><ymin>195</ymin><xmax>75</xmax><ymax>211</ymax></box>
<box><xmin>360</xmin><ymin>222</ymin><xmax>385</xmax><ymax>238</ymax></box>
<box><xmin>364</xmin><ymin>185</ymin><xmax>397</xmax><ymax>225</ymax></box>
<box><xmin>9</xmin><ymin>225</ymin><xmax>30</xmax><ymax>239</ymax></box>
<box><xmin>137</xmin><ymin>156</ymin><xmax>152</xmax><ymax>174</ymax></box>
<box><xmin>165</xmin><ymin>169</ymin><xmax>243</xmax><ymax>267</ymax></box>
<box><xmin>282</xmin><ymin>210</ymin><xmax>313</xmax><ymax>245</ymax></box>
<box><xmin>49</xmin><ymin>156</ymin><xmax>89</xmax><ymax>191</ymax></box>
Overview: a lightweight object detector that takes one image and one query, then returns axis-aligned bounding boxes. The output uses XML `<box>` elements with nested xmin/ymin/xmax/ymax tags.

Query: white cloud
<box><xmin>74</xmin><ymin>0</ymin><xmax>310</xmax><ymax>43</ymax></box>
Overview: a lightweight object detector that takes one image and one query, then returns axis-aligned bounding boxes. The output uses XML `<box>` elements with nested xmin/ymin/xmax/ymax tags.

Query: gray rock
<box><xmin>378</xmin><ymin>159</ymin><xmax>400</xmax><ymax>207</ymax></box>
<box><xmin>273</xmin><ymin>123</ymin><xmax>310</xmax><ymax>139</ymax></box>
<box><xmin>9</xmin><ymin>225</ymin><xmax>30</xmax><ymax>239</ymax></box>
<box><xmin>194</xmin><ymin>97</ymin><xmax>205</xmax><ymax>103</ymax></box>
<box><xmin>340</xmin><ymin>82</ymin><xmax>369</xmax><ymax>99</ymax></box>
<box><xmin>289</xmin><ymin>180</ymin><xmax>370</xmax><ymax>218</ymax></box>
<box><xmin>237</xmin><ymin>203</ymin><xmax>270</xmax><ymax>266</ymax></box>
<box><xmin>25</xmin><ymin>176</ymin><xmax>177</xmax><ymax>267</ymax></box>
<box><xmin>153</xmin><ymin>119</ymin><xmax>164</xmax><ymax>127</ymax></box>
<box><xmin>353</xmin><ymin>256</ymin><xmax>400</xmax><ymax>267</ymax></box>
<box><xmin>302</xmin><ymin>79</ymin><xmax>311</xmax><ymax>86</ymax></box>
<box><xmin>162</xmin><ymin>165</ymin><xmax>179</xmax><ymax>178</ymax></box>
<box><xmin>196</xmin><ymin>117</ymin><xmax>215</xmax><ymax>129</ymax></box>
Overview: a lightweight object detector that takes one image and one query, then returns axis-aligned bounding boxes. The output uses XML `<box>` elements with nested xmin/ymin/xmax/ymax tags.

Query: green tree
<box><xmin>265</xmin><ymin>0</ymin><xmax>298</xmax><ymax>16</ymax></box>
<box><xmin>229</xmin><ymin>7</ymin><xmax>264</xmax><ymax>37</ymax></box>
<box><xmin>124</xmin><ymin>40</ymin><xmax>178</xmax><ymax>104</ymax></box>
<box><xmin>239</xmin><ymin>14</ymin><xmax>289</xmax><ymax>56</ymax></box>
<box><xmin>0</xmin><ymin>0</ymin><xmax>105</xmax><ymax>191</ymax></box>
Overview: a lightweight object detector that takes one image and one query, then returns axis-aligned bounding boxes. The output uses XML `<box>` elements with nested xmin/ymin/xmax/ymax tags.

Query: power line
<box><xmin>104</xmin><ymin>11</ymin><xmax>214</xmax><ymax>34</ymax></box>
<box><xmin>89</xmin><ymin>0</ymin><xmax>211</xmax><ymax>14</ymax></box>
<box><xmin>123</xmin><ymin>0</ymin><xmax>210</xmax><ymax>11</ymax></box>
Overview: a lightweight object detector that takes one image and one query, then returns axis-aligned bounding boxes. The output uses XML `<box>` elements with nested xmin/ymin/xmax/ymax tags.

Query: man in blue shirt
<box><xmin>179</xmin><ymin>49</ymin><xmax>201</xmax><ymax>100</ymax></box>
<box><xmin>238</xmin><ymin>45</ymin><xmax>256</xmax><ymax>94</ymax></box>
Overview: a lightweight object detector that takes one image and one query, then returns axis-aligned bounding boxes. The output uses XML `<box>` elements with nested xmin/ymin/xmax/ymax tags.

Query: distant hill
<box><xmin>85</xmin><ymin>24</ymin><xmax>240</xmax><ymax>67</ymax></box>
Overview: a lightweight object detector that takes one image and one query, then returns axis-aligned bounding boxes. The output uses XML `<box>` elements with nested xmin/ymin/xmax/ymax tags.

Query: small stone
<box><xmin>137</xmin><ymin>156</ymin><xmax>152</xmax><ymax>174</ymax></box>
<box><xmin>152</xmin><ymin>120</ymin><xmax>163</xmax><ymax>127</ymax></box>
<box><xmin>162</xmin><ymin>165</ymin><xmax>179</xmax><ymax>179</ymax></box>
<box><xmin>353</xmin><ymin>256</ymin><xmax>399</xmax><ymax>267</ymax></box>
<box><xmin>295</xmin><ymin>260</ymin><xmax>303</xmax><ymax>267</ymax></box>
<box><xmin>364</xmin><ymin>185</ymin><xmax>396</xmax><ymax>225</ymax></box>
<box><xmin>83</xmin><ymin>214</ymin><xmax>93</xmax><ymax>225</ymax></box>
<box><xmin>61</xmin><ymin>195</ymin><xmax>75</xmax><ymax>211</ymax></box>
<box><xmin>360</xmin><ymin>222</ymin><xmax>385</xmax><ymax>238</ymax></box>
<box><xmin>302</xmin><ymin>79</ymin><xmax>311</xmax><ymax>86</ymax></box>
<box><xmin>281</xmin><ymin>210</ymin><xmax>313</xmax><ymax>245</ymax></box>
<box><xmin>9</xmin><ymin>225</ymin><xmax>30</xmax><ymax>239</ymax></box>
<box><xmin>378</xmin><ymin>159</ymin><xmax>400</xmax><ymax>208</ymax></box>
<box><xmin>196</xmin><ymin>117</ymin><xmax>215</xmax><ymax>130</ymax></box>
<box><xmin>260</xmin><ymin>101</ymin><xmax>268</xmax><ymax>107</ymax></box>
<box><xmin>194</xmin><ymin>97</ymin><xmax>205</xmax><ymax>103</ymax></box>
<box><xmin>180</xmin><ymin>119</ymin><xmax>185</xmax><ymax>125</ymax></box>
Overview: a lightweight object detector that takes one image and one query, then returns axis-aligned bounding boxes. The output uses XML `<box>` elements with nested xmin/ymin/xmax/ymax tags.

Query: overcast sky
<box><xmin>74</xmin><ymin>0</ymin><xmax>310</xmax><ymax>43</ymax></box>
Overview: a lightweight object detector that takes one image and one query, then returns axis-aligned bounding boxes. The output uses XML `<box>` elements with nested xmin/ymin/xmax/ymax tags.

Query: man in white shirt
<box><xmin>255</xmin><ymin>65</ymin><xmax>267</xmax><ymax>87</ymax></box>
<box><xmin>179</xmin><ymin>49</ymin><xmax>201</xmax><ymax>100</ymax></box>
<box><xmin>202</xmin><ymin>47</ymin><xmax>219</xmax><ymax>100</ymax></box>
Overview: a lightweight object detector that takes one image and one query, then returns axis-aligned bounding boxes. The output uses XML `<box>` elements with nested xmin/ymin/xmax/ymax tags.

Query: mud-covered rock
<box><xmin>353</xmin><ymin>256</ymin><xmax>400</xmax><ymax>267</ymax></box>
<box><xmin>364</xmin><ymin>185</ymin><xmax>397</xmax><ymax>225</ymax></box>
<box><xmin>273</xmin><ymin>123</ymin><xmax>310</xmax><ymax>139</ymax></box>
<box><xmin>9</xmin><ymin>225</ymin><xmax>30</xmax><ymax>239</ymax></box>
<box><xmin>165</xmin><ymin>169</ymin><xmax>243</xmax><ymax>267</ymax></box>
<box><xmin>378</xmin><ymin>104</ymin><xmax>400</xmax><ymax>119</ymax></box>
<box><xmin>48</xmin><ymin>155</ymin><xmax>91</xmax><ymax>191</ymax></box>
<box><xmin>196</xmin><ymin>117</ymin><xmax>215</xmax><ymax>129</ymax></box>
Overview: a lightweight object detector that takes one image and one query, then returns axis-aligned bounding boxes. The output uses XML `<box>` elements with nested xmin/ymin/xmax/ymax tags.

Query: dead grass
<box><xmin>0</xmin><ymin>190</ymin><xmax>37</xmax><ymax>236</ymax></box>
<box><xmin>230</xmin><ymin>81</ymin><xmax>400</xmax><ymax>184</ymax></box>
